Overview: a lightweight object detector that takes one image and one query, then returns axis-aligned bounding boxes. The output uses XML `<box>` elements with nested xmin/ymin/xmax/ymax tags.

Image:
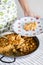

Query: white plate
<box><xmin>12</xmin><ymin>17</ymin><xmax>43</xmax><ymax>37</ymax></box>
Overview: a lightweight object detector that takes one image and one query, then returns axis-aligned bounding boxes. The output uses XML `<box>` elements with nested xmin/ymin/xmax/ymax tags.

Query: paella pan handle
<box><xmin>0</xmin><ymin>56</ymin><xmax>16</xmax><ymax>63</ymax></box>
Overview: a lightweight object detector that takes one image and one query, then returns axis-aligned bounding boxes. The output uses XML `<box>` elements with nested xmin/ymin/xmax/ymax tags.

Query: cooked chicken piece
<box><xmin>3</xmin><ymin>44</ymin><xmax>14</xmax><ymax>52</ymax></box>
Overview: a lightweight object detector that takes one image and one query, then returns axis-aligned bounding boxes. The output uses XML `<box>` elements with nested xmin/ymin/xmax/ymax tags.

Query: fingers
<box><xmin>34</xmin><ymin>15</ymin><xmax>40</xmax><ymax>19</ymax></box>
<box><xmin>33</xmin><ymin>13</ymin><xmax>40</xmax><ymax>19</ymax></box>
<box><xmin>24</xmin><ymin>11</ymin><xmax>40</xmax><ymax>19</ymax></box>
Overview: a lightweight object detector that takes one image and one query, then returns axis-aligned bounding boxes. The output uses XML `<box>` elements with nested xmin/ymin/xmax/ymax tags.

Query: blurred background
<box><xmin>15</xmin><ymin>0</ymin><xmax>43</xmax><ymax>18</ymax></box>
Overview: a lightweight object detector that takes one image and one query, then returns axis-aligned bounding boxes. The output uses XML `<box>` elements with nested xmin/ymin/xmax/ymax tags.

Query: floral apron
<box><xmin>0</xmin><ymin>0</ymin><xmax>17</xmax><ymax>33</ymax></box>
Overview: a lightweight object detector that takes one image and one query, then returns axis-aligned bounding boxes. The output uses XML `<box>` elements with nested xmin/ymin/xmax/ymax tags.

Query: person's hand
<box><xmin>24</xmin><ymin>10</ymin><xmax>40</xmax><ymax>19</ymax></box>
